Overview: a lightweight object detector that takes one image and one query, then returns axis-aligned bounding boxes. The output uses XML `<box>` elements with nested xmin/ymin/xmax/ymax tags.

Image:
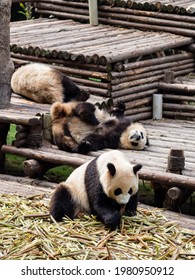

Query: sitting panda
<box><xmin>50</xmin><ymin>101</ymin><xmax>148</xmax><ymax>154</ymax></box>
<box><xmin>11</xmin><ymin>63</ymin><xmax>89</xmax><ymax>103</ymax></box>
<box><xmin>50</xmin><ymin>150</ymin><xmax>142</xmax><ymax>229</ymax></box>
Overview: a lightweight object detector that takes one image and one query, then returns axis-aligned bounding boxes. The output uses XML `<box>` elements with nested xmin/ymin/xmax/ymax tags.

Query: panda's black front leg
<box><xmin>98</xmin><ymin>208</ymin><xmax>121</xmax><ymax>230</ymax></box>
<box><xmin>92</xmin><ymin>202</ymin><xmax>121</xmax><ymax>230</ymax></box>
<box><xmin>124</xmin><ymin>192</ymin><xmax>139</xmax><ymax>216</ymax></box>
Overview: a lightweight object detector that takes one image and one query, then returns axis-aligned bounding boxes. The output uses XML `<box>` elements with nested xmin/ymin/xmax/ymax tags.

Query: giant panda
<box><xmin>50</xmin><ymin>150</ymin><xmax>142</xmax><ymax>229</ymax></box>
<box><xmin>11</xmin><ymin>63</ymin><xmax>89</xmax><ymax>103</ymax></box>
<box><xmin>50</xmin><ymin>100</ymin><xmax>125</xmax><ymax>153</ymax></box>
<box><xmin>50</xmin><ymin>101</ymin><xmax>148</xmax><ymax>154</ymax></box>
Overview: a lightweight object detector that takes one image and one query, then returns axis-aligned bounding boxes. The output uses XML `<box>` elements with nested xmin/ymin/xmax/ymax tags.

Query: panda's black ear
<box><xmin>133</xmin><ymin>164</ymin><xmax>142</xmax><ymax>175</ymax></box>
<box><xmin>107</xmin><ymin>163</ymin><xmax>116</xmax><ymax>176</ymax></box>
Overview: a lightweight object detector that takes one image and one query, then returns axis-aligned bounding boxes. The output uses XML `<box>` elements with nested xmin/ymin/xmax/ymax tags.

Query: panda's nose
<box><xmin>136</xmin><ymin>135</ymin><xmax>141</xmax><ymax>141</ymax></box>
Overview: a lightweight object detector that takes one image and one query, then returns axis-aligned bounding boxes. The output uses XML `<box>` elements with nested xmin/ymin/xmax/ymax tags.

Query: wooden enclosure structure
<box><xmin>0</xmin><ymin>0</ymin><xmax>195</xmax><ymax>210</ymax></box>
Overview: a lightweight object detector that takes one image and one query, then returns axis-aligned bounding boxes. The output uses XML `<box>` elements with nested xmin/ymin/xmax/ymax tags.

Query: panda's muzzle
<box><xmin>130</xmin><ymin>132</ymin><xmax>141</xmax><ymax>141</ymax></box>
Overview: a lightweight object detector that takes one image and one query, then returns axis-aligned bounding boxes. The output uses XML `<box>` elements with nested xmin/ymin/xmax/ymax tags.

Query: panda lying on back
<box><xmin>11</xmin><ymin>63</ymin><xmax>89</xmax><ymax>103</ymax></box>
<box><xmin>50</xmin><ymin>101</ymin><xmax>148</xmax><ymax>154</ymax></box>
<box><xmin>50</xmin><ymin>150</ymin><xmax>142</xmax><ymax>229</ymax></box>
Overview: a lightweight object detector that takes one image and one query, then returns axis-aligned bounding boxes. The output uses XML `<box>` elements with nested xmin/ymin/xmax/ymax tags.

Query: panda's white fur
<box><xmin>96</xmin><ymin>150</ymin><xmax>140</xmax><ymax>205</ymax></box>
<box><xmin>50</xmin><ymin>150</ymin><xmax>142</xmax><ymax>229</ymax></box>
<box><xmin>119</xmin><ymin>122</ymin><xmax>147</xmax><ymax>150</ymax></box>
<box><xmin>11</xmin><ymin>63</ymin><xmax>88</xmax><ymax>104</ymax></box>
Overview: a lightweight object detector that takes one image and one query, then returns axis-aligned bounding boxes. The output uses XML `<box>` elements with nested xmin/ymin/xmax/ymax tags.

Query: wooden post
<box><xmin>164</xmin><ymin>149</ymin><xmax>192</xmax><ymax>211</ymax></box>
<box><xmin>0</xmin><ymin>0</ymin><xmax>14</xmax><ymax>173</ymax></box>
<box><xmin>153</xmin><ymin>94</ymin><xmax>162</xmax><ymax>120</ymax></box>
<box><xmin>167</xmin><ymin>149</ymin><xmax>185</xmax><ymax>174</ymax></box>
<box><xmin>89</xmin><ymin>0</ymin><xmax>99</xmax><ymax>26</ymax></box>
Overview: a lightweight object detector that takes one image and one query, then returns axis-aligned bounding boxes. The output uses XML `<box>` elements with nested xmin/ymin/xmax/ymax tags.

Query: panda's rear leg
<box><xmin>50</xmin><ymin>184</ymin><xmax>75</xmax><ymax>221</ymax></box>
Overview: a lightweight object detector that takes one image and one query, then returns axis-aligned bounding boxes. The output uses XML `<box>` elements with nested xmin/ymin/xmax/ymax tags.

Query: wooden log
<box><xmin>0</xmin><ymin>0</ymin><xmax>14</xmax><ymax>108</ymax></box>
<box><xmin>163</xmin><ymin>103</ymin><xmax>195</xmax><ymax>113</ymax></box>
<box><xmin>27</xmin><ymin>124</ymin><xmax>43</xmax><ymax>148</ymax></box>
<box><xmin>98</xmin><ymin>17</ymin><xmax>195</xmax><ymax>38</ymax></box>
<box><xmin>118</xmin><ymin>53</ymin><xmax>194</xmax><ymax>73</ymax></box>
<box><xmin>99</xmin><ymin>4</ymin><xmax>195</xmax><ymax>24</ymax></box>
<box><xmin>16</xmin><ymin>125</ymin><xmax>27</xmax><ymax>133</ymax></box>
<box><xmin>125</xmin><ymin>111</ymin><xmax>152</xmax><ymax>121</ymax></box>
<box><xmin>167</xmin><ymin>149</ymin><xmax>185</xmax><ymax>174</ymax></box>
<box><xmin>164</xmin><ymin>186</ymin><xmax>193</xmax><ymax>212</ymax></box>
<box><xmin>0</xmin><ymin>124</ymin><xmax>10</xmax><ymax>173</ymax></box>
<box><xmin>11</xmin><ymin>54</ymin><xmax>111</xmax><ymax>79</ymax></box>
<box><xmin>139</xmin><ymin>169</ymin><xmax>195</xmax><ymax>191</ymax></box>
<box><xmin>112</xmin><ymin>58</ymin><xmax>194</xmax><ymax>83</ymax></box>
<box><xmin>0</xmin><ymin>173</ymin><xmax>57</xmax><ymax>190</ymax></box>
<box><xmin>1</xmin><ymin>144</ymin><xmax>89</xmax><ymax>168</ymax></box>
<box><xmin>23</xmin><ymin>159</ymin><xmax>54</xmax><ymax>178</ymax></box>
<box><xmin>111</xmin><ymin>61</ymin><xmax>194</xmax><ymax>91</ymax></box>
<box><xmin>167</xmin><ymin>187</ymin><xmax>183</xmax><ymax>201</ymax></box>
<box><xmin>98</xmin><ymin>9</ymin><xmax>195</xmax><ymax>31</ymax></box>
<box><xmin>159</xmin><ymin>82</ymin><xmax>195</xmax><ymax>95</ymax></box>
<box><xmin>0</xmin><ymin>111</ymin><xmax>42</xmax><ymax>126</ymax></box>
<box><xmin>164</xmin><ymin>94</ymin><xmax>195</xmax><ymax>103</ymax></box>
<box><xmin>12</xmin><ymin>138</ymin><xmax>27</xmax><ymax>148</ymax></box>
<box><xmin>112</xmin><ymin>82</ymin><xmax>158</xmax><ymax>100</ymax></box>
<box><xmin>125</xmin><ymin>106</ymin><xmax>152</xmax><ymax>117</ymax></box>
<box><xmin>42</xmin><ymin>113</ymin><xmax>52</xmax><ymax>142</ymax></box>
<box><xmin>163</xmin><ymin>111</ymin><xmax>195</xmax><ymax>119</ymax></box>
<box><xmin>2</xmin><ymin>144</ymin><xmax>195</xmax><ymax>190</ymax></box>
<box><xmin>12</xmin><ymin>0</ymin><xmax>35</xmax><ymax>3</ymax></box>
<box><xmin>15</xmin><ymin>131</ymin><xmax>28</xmax><ymax>141</ymax></box>
<box><xmin>35</xmin><ymin>9</ymin><xmax>89</xmax><ymax>22</ymax></box>
<box><xmin>38</xmin><ymin>0</ymin><xmax>88</xmax><ymax>9</ymax></box>
<box><xmin>36</xmin><ymin>2</ymin><xmax>89</xmax><ymax>17</ymax></box>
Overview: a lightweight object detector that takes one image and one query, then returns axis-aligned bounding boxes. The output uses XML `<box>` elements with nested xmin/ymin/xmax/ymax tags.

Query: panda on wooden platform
<box><xmin>50</xmin><ymin>150</ymin><xmax>142</xmax><ymax>229</ymax></box>
<box><xmin>50</xmin><ymin>101</ymin><xmax>148</xmax><ymax>154</ymax></box>
<box><xmin>11</xmin><ymin>63</ymin><xmax>89</xmax><ymax>104</ymax></box>
<box><xmin>50</xmin><ymin>100</ymin><xmax>123</xmax><ymax>153</ymax></box>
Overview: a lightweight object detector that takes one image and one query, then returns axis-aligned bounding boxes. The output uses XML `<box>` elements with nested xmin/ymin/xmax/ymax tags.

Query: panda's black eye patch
<box><xmin>128</xmin><ymin>188</ymin><xmax>133</xmax><ymax>195</ymax></box>
<box><xmin>114</xmin><ymin>188</ymin><xmax>122</xmax><ymax>196</ymax></box>
<box><xmin>140</xmin><ymin>132</ymin><xmax>144</xmax><ymax>139</ymax></box>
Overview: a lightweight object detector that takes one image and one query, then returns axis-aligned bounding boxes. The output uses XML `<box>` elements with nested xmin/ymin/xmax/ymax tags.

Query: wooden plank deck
<box><xmin>1</xmin><ymin>94</ymin><xmax>195</xmax><ymax>189</ymax></box>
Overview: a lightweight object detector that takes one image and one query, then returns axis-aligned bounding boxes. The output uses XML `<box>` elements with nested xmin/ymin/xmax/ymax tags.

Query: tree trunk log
<box><xmin>0</xmin><ymin>0</ymin><xmax>14</xmax><ymax>108</ymax></box>
<box><xmin>0</xmin><ymin>0</ymin><xmax>14</xmax><ymax>173</ymax></box>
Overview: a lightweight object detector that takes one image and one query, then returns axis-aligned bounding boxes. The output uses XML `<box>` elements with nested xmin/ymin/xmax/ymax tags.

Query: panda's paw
<box><xmin>104</xmin><ymin>212</ymin><xmax>121</xmax><ymax>230</ymax></box>
<box><xmin>111</xmin><ymin>101</ymin><xmax>126</xmax><ymax>117</ymax></box>
<box><xmin>77</xmin><ymin>141</ymin><xmax>91</xmax><ymax>154</ymax></box>
<box><xmin>125</xmin><ymin>210</ymin><xmax>137</xmax><ymax>217</ymax></box>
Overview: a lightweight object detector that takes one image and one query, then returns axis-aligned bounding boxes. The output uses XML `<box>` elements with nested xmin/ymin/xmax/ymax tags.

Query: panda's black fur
<box><xmin>50</xmin><ymin>150</ymin><xmax>142</xmax><ymax>229</ymax></box>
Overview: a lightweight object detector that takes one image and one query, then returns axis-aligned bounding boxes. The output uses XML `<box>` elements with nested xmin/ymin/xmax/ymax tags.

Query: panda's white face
<box><xmin>120</xmin><ymin>122</ymin><xmax>147</xmax><ymax>150</ymax></box>
<box><xmin>97</xmin><ymin>150</ymin><xmax>142</xmax><ymax>205</ymax></box>
<box><xmin>108</xmin><ymin>171</ymin><xmax>139</xmax><ymax>205</ymax></box>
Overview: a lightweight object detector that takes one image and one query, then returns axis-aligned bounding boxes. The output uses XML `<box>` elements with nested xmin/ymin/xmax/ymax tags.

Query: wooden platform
<box><xmin>10</xmin><ymin>17</ymin><xmax>195</xmax><ymax>120</ymax></box>
<box><xmin>1</xmin><ymin>94</ymin><xmax>195</xmax><ymax>190</ymax></box>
